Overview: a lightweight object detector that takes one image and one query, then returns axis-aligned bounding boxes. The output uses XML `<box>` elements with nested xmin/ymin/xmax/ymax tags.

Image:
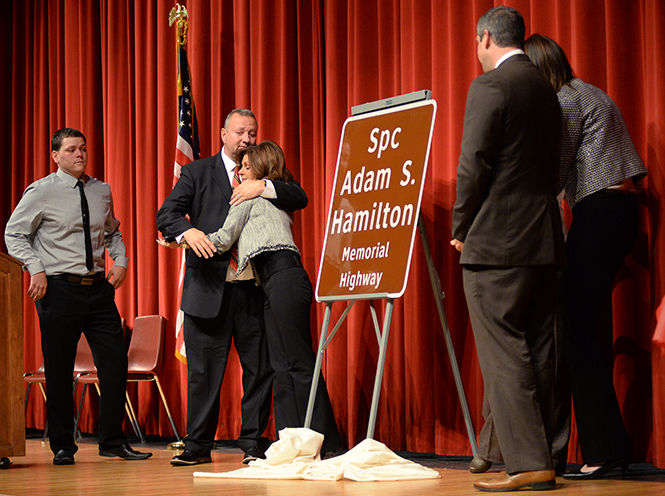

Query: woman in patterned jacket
<box><xmin>525</xmin><ymin>33</ymin><xmax>647</xmax><ymax>480</ymax></box>
<box><xmin>207</xmin><ymin>140</ymin><xmax>342</xmax><ymax>457</ymax></box>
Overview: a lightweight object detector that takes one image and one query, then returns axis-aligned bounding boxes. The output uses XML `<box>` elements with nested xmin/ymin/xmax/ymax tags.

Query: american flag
<box><xmin>173</xmin><ymin>44</ymin><xmax>200</xmax><ymax>362</ymax></box>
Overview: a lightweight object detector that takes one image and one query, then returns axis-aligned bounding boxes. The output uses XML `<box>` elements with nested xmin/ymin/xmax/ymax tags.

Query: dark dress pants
<box><xmin>476</xmin><ymin>269</ymin><xmax>570</xmax><ymax>474</ymax></box>
<box><xmin>183</xmin><ymin>280</ymin><xmax>273</xmax><ymax>455</ymax></box>
<box><xmin>35</xmin><ymin>277</ymin><xmax>127</xmax><ymax>454</ymax></box>
<box><xmin>463</xmin><ymin>265</ymin><xmax>559</xmax><ymax>474</ymax></box>
<box><xmin>259</xmin><ymin>256</ymin><xmax>343</xmax><ymax>454</ymax></box>
<box><xmin>564</xmin><ymin>190</ymin><xmax>636</xmax><ymax>464</ymax></box>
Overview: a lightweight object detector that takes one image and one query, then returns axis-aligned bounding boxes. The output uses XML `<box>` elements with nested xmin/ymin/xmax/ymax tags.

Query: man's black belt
<box><xmin>50</xmin><ymin>273</ymin><xmax>105</xmax><ymax>286</ymax></box>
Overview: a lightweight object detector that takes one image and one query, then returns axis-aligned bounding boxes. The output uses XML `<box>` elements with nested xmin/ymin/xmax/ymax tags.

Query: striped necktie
<box><xmin>229</xmin><ymin>165</ymin><xmax>241</xmax><ymax>271</ymax></box>
<box><xmin>232</xmin><ymin>164</ymin><xmax>241</xmax><ymax>189</ymax></box>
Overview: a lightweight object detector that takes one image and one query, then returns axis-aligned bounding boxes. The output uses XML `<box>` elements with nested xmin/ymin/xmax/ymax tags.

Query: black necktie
<box><xmin>76</xmin><ymin>180</ymin><xmax>94</xmax><ymax>271</ymax></box>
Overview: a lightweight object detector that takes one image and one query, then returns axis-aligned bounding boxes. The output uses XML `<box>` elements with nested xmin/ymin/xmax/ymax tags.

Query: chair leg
<box><xmin>74</xmin><ymin>383</ymin><xmax>87</xmax><ymax>442</ymax></box>
<box><xmin>153</xmin><ymin>376</ymin><xmax>181</xmax><ymax>441</ymax></box>
<box><xmin>124</xmin><ymin>391</ymin><xmax>145</xmax><ymax>443</ymax></box>
<box><xmin>25</xmin><ymin>382</ymin><xmax>49</xmax><ymax>442</ymax></box>
<box><xmin>37</xmin><ymin>383</ymin><xmax>48</xmax><ymax>442</ymax></box>
<box><xmin>38</xmin><ymin>383</ymin><xmax>47</xmax><ymax>402</ymax></box>
<box><xmin>93</xmin><ymin>382</ymin><xmax>144</xmax><ymax>443</ymax></box>
<box><xmin>24</xmin><ymin>383</ymin><xmax>32</xmax><ymax>413</ymax></box>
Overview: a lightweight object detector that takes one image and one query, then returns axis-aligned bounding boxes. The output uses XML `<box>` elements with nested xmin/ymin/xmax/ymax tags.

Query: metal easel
<box><xmin>304</xmin><ymin>90</ymin><xmax>477</xmax><ymax>453</ymax></box>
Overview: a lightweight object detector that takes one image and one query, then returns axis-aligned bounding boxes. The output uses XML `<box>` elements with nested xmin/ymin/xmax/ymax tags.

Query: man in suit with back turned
<box><xmin>157</xmin><ymin>108</ymin><xmax>308</xmax><ymax>465</ymax></box>
<box><xmin>450</xmin><ymin>6</ymin><xmax>565</xmax><ymax>492</ymax></box>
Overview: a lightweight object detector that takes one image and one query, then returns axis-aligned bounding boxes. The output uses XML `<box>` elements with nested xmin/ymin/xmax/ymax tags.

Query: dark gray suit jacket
<box><xmin>156</xmin><ymin>151</ymin><xmax>308</xmax><ymax>318</ymax></box>
<box><xmin>452</xmin><ymin>54</ymin><xmax>564</xmax><ymax>266</ymax></box>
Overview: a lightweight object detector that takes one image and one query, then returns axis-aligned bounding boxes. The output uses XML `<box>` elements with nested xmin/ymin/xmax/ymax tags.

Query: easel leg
<box><xmin>418</xmin><ymin>214</ymin><xmax>478</xmax><ymax>455</ymax></box>
<box><xmin>366</xmin><ymin>299</ymin><xmax>393</xmax><ymax>439</ymax></box>
<box><xmin>304</xmin><ymin>303</ymin><xmax>332</xmax><ymax>428</ymax></box>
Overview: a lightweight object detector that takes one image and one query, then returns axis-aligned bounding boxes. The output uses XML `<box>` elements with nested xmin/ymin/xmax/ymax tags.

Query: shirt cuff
<box><xmin>261</xmin><ymin>179</ymin><xmax>277</xmax><ymax>199</ymax></box>
<box><xmin>113</xmin><ymin>256</ymin><xmax>129</xmax><ymax>269</ymax></box>
<box><xmin>25</xmin><ymin>261</ymin><xmax>45</xmax><ymax>277</ymax></box>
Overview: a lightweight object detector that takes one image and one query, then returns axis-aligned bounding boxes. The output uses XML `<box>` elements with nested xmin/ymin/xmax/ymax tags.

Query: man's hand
<box><xmin>28</xmin><ymin>272</ymin><xmax>47</xmax><ymax>301</ymax></box>
<box><xmin>230</xmin><ymin>179</ymin><xmax>265</xmax><ymax>206</ymax></box>
<box><xmin>183</xmin><ymin>227</ymin><xmax>217</xmax><ymax>258</ymax></box>
<box><xmin>107</xmin><ymin>265</ymin><xmax>127</xmax><ymax>289</ymax></box>
<box><xmin>450</xmin><ymin>239</ymin><xmax>464</xmax><ymax>253</ymax></box>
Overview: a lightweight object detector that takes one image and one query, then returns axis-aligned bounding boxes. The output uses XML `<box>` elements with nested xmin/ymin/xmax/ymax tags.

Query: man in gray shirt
<box><xmin>5</xmin><ymin>127</ymin><xmax>151</xmax><ymax>465</ymax></box>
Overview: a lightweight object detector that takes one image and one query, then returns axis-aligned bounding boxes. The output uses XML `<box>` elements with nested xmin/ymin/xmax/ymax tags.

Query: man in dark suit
<box><xmin>157</xmin><ymin>109</ymin><xmax>307</xmax><ymax>465</ymax></box>
<box><xmin>451</xmin><ymin>6</ymin><xmax>565</xmax><ymax>492</ymax></box>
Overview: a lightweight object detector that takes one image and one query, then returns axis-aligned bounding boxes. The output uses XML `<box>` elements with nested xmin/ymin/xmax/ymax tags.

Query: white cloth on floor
<box><xmin>193</xmin><ymin>427</ymin><xmax>441</xmax><ymax>482</ymax></box>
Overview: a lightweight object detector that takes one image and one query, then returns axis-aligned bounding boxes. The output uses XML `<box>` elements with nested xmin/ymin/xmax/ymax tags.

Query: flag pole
<box><xmin>163</xmin><ymin>2</ymin><xmax>196</xmax><ymax>451</ymax></box>
<box><xmin>169</xmin><ymin>3</ymin><xmax>188</xmax><ymax>96</ymax></box>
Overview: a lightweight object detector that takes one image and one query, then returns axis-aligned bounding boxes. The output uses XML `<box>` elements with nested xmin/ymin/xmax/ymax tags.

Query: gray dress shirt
<box><xmin>4</xmin><ymin>168</ymin><xmax>128</xmax><ymax>276</ymax></box>
<box><xmin>558</xmin><ymin>78</ymin><xmax>648</xmax><ymax>208</ymax></box>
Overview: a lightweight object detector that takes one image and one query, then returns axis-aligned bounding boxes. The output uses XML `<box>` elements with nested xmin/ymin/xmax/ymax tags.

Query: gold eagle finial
<box><xmin>169</xmin><ymin>4</ymin><xmax>189</xmax><ymax>46</ymax></box>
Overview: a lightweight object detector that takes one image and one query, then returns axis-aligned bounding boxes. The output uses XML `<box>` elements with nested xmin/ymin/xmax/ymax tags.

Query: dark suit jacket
<box><xmin>156</xmin><ymin>151</ymin><xmax>308</xmax><ymax>318</ymax></box>
<box><xmin>452</xmin><ymin>54</ymin><xmax>564</xmax><ymax>266</ymax></box>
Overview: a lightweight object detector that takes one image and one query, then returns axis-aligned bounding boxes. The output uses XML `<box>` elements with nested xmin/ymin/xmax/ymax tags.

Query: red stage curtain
<box><xmin>6</xmin><ymin>0</ymin><xmax>665</xmax><ymax>465</ymax></box>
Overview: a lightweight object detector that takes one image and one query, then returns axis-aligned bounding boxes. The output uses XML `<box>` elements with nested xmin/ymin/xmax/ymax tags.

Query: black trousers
<box><xmin>256</xmin><ymin>251</ymin><xmax>343</xmax><ymax>454</ymax></box>
<box><xmin>183</xmin><ymin>280</ymin><xmax>273</xmax><ymax>455</ymax></box>
<box><xmin>35</xmin><ymin>277</ymin><xmax>127</xmax><ymax>454</ymax></box>
<box><xmin>564</xmin><ymin>190</ymin><xmax>636</xmax><ymax>464</ymax></box>
<box><xmin>463</xmin><ymin>265</ymin><xmax>560</xmax><ymax>474</ymax></box>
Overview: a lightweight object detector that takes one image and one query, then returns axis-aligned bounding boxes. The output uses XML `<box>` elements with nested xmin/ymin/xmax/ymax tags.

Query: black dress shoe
<box><xmin>242</xmin><ymin>447</ymin><xmax>265</xmax><ymax>464</ymax></box>
<box><xmin>469</xmin><ymin>454</ymin><xmax>492</xmax><ymax>473</ymax></box>
<box><xmin>562</xmin><ymin>459</ymin><xmax>628</xmax><ymax>480</ymax></box>
<box><xmin>99</xmin><ymin>443</ymin><xmax>152</xmax><ymax>460</ymax></box>
<box><xmin>171</xmin><ymin>449</ymin><xmax>212</xmax><ymax>466</ymax></box>
<box><xmin>53</xmin><ymin>450</ymin><xmax>75</xmax><ymax>465</ymax></box>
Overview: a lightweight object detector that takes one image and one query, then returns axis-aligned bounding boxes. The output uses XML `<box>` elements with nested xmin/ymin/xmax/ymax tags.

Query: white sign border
<box><xmin>315</xmin><ymin>98</ymin><xmax>438</xmax><ymax>302</ymax></box>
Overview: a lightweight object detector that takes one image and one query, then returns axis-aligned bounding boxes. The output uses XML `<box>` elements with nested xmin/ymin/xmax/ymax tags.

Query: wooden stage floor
<box><xmin>1</xmin><ymin>438</ymin><xmax>664</xmax><ymax>495</ymax></box>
